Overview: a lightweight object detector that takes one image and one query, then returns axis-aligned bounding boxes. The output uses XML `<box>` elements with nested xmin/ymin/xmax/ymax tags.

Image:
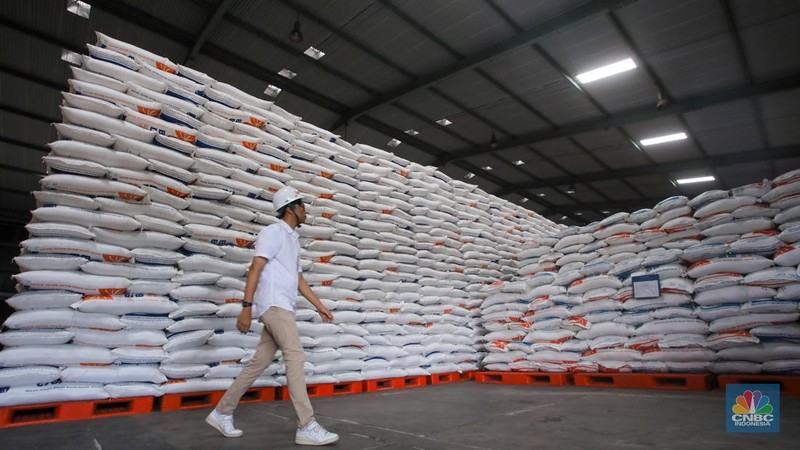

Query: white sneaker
<box><xmin>295</xmin><ymin>420</ymin><xmax>339</xmax><ymax>446</ymax></box>
<box><xmin>206</xmin><ymin>409</ymin><xmax>243</xmax><ymax>438</ymax></box>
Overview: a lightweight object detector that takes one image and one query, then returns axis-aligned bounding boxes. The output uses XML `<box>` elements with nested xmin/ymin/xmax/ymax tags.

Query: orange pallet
<box><xmin>429</xmin><ymin>371</ymin><xmax>473</xmax><ymax>384</ymax></box>
<box><xmin>475</xmin><ymin>371</ymin><xmax>573</xmax><ymax>386</ymax></box>
<box><xmin>364</xmin><ymin>375</ymin><xmax>428</xmax><ymax>392</ymax></box>
<box><xmin>717</xmin><ymin>374</ymin><xmax>800</xmax><ymax>396</ymax></box>
<box><xmin>0</xmin><ymin>396</ymin><xmax>154</xmax><ymax>428</ymax></box>
<box><xmin>159</xmin><ymin>390</ymin><xmax>224</xmax><ymax>412</ymax></box>
<box><xmin>574</xmin><ymin>373</ymin><xmax>716</xmax><ymax>391</ymax></box>
<box><xmin>278</xmin><ymin>381</ymin><xmax>363</xmax><ymax>400</ymax></box>
<box><xmin>239</xmin><ymin>387</ymin><xmax>277</xmax><ymax>404</ymax></box>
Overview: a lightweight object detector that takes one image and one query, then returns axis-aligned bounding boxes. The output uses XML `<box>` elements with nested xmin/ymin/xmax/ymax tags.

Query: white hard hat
<box><xmin>273</xmin><ymin>186</ymin><xmax>305</xmax><ymax>211</ymax></box>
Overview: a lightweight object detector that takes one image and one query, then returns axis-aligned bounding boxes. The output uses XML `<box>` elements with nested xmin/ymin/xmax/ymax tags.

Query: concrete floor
<box><xmin>0</xmin><ymin>382</ymin><xmax>797</xmax><ymax>449</ymax></box>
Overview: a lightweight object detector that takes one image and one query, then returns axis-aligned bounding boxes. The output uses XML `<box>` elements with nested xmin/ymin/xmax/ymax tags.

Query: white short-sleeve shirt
<box><xmin>252</xmin><ymin>221</ymin><xmax>301</xmax><ymax>317</ymax></box>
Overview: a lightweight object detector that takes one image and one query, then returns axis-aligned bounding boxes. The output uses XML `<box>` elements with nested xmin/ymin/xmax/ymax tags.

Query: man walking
<box><xmin>206</xmin><ymin>186</ymin><xmax>339</xmax><ymax>446</ymax></box>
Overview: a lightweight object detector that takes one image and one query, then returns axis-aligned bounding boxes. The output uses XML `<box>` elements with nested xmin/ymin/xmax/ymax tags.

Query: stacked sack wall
<box><xmin>481</xmin><ymin>172</ymin><xmax>800</xmax><ymax>374</ymax></box>
<box><xmin>0</xmin><ymin>33</ymin><xmax>559</xmax><ymax>406</ymax></box>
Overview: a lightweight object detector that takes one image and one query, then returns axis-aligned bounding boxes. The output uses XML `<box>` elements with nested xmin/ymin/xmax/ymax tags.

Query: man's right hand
<box><xmin>236</xmin><ymin>308</ymin><xmax>252</xmax><ymax>333</ymax></box>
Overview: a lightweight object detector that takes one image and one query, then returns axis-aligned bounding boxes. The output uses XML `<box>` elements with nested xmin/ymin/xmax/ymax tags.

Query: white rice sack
<box><xmin>92</xmin><ymin>227</ymin><xmax>185</xmax><ymax>251</ymax></box>
<box><xmin>61</xmin><ymin>105</ymin><xmax>156</xmax><ymax>142</ymax></box>
<box><xmin>702</xmin><ymin>217</ymin><xmax>773</xmax><ymax>237</ymax></box>
<box><xmin>694</xmin><ymin>196</ymin><xmax>758</xmax><ymax>218</ymax></box>
<box><xmin>729</xmin><ymin>233</ymin><xmax>783</xmax><ymax>255</ymax></box>
<box><xmin>732</xmin><ymin>179</ymin><xmax>772</xmax><ymax>197</ymax></box>
<box><xmin>107</xmin><ymin>167</ymin><xmax>192</xmax><ymax>198</ymax></box>
<box><xmin>14</xmin><ymin>255</ymin><xmax>88</xmax><ymax>272</ymax></box>
<box><xmin>183</xmin><ymin>224</ymin><xmax>256</xmax><ymax>249</ymax></box>
<box><xmin>635</xmin><ymin>318</ymin><xmax>708</xmax><ymax>335</ymax></box>
<box><xmin>70</xmin><ymin>65</ymin><xmax>127</xmax><ymax>92</ymax></box>
<box><xmin>743</xmin><ymin>267</ymin><xmax>800</xmax><ymax>287</ymax></box>
<box><xmin>778</xmin><ymin>223</ymin><xmax>800</xmax><ymax>243</ymax></box>
<box><xmin>72</xmin><ymin>295</ymin><xmax>177</xmax><ymax>315</ymax></box>
<box><xmin>687</xmin><ymin>255</ymin><xmax>774</xmax><ymax>278</ymax></box>
<box><xmin>709</xmin><ymin>313</ymin><xmax>800</xmax><ymax>333</ymax></box>
<box><xmin>0</xmin><ymin>345</ymin><xmax>116</xmax><ymax>367</ymax></box>
<box><xmin>641</xmin><ymin>348</ymin><xmax>715</xmax><ymax>362</ymax></box>
<box><xmin>772</xmin><ymin>245</ymin><xmax>800</xmax><ymax>267</ymax></box>
<box><xmin>694</xmin><ymin>285</ymin><xmax>777</xmax><ymax>306</ymax></box>
<box><xmin>123</xmin><ymin>107</ymin><xmax>196</xmax><ymax>143</ymax></box>
<box><xmin>0</xmin><ymin>382</ymin><xmax>109</xmax><ymax>407</ymax></box>
<box><xmin>50</xmin><ymin>140</ymin><xmax>150</xmax><ymax>173</ymax></box>
<box><xmin>777</xmin><ymin>283</ymin><xmax>800</xmax><ymax>300</ymax></box>
<box><xmin>14</xmin><ymin>271</ymin><xmax>130</xmax><ymax>295</ymax></box>
<box><xmin>567</xmin><ymin>275</ymin><xmax>621</xmax><ymax>294</ymax></box>
<box><xmin>688</xmin><ymin>189</ymin><xmax>729</xmax><ymax>209</ymax></box>
<box><xmin>22</xmin><ymin>238</ymin><xmax>131</xmax><ymax>263</ymax></box>
<box><xmin>166</xmin><ymin>346</ymin><xmax>247</xmax><ymax>364</ymax></box>
<box><xmin>716</xmin><ymin>342</ymin><xmax>800</xmax><ymax>362</ymax></box>
<box><xmin>628</xmin><ymin>208</ymin><xmax>657</xmax><ymax>223</ymax></box>
<box><xmin>40</xmin><ymin>173</ymin><xmax>148</xmax><ymax>201</ymax></box>
<box><xmin>71</xmin><ymin>328</ymin><xmax>167</xmax><ymax>347</ymax></box>
<box><xmin>34</xmin><ymin>190</ymin><xmax>101</xmax><ymax>210</ymax></box>
<box><xmin>762</xmin><ymin>180</ymin><xmax>800</xmax><ymax>204</ymax></box>
<box><xmin>0</xmin><ymin>366</ymin><xmax>61</xmax><ymax>388</ymax></box>
<box><xmin>653</xmin><ymin>196</ymin><xmax>689</xmax><ymax>213</ymax></box>
<box><xmin>692</xmin><ymin>273</ymin><xmax>744</xmax><ymax>293</ymax></box>
<box><xmin>95</xmin><ymin>31</ymin><xmax>178</xmax><ymax>73</ymax></box>
<box><xmin>0</xmin><ymin>330</ymin><xmax>74</xmax><ymax>346</ymax></box>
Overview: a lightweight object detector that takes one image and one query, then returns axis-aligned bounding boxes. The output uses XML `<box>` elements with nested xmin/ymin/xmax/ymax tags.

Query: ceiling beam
<box><xmin>336</xmin><ymin>0</ymin><xmax>638</xmax><ymax>126</ymax></box>
<box><xmin>440</xmin><ymin>74</ymin><xmax>800</xmax><ymax>165</ymax></box>
<box><xmin>184</xmin><ymin>0</ymin><xmax>235</xmax><ymax>64</ymax></box>
<box><xmin>495</xmin><ymin>144</ymin><xmax>800</xmax><ymax>195</ymax></box>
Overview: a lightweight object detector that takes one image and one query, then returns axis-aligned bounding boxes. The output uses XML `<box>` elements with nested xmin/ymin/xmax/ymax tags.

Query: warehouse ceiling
<box><xmin>2</xmin><ymin>0</ymin><xmax>800</xmax><ymax>230</ymax></box>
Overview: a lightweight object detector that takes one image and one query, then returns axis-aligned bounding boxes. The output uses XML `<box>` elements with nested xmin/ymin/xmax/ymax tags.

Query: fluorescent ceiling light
<box><xmin>575</xmin><ymin>212</ymin><xmax>583</xmax><ymax>216</ymax></box>
<box><xmin>304</xmin><ymin>47</ymin><xmax>325</xmax><ymax>60</ymax></box>
<box><xmin>575</xmin><ymin>58</ymin><xmax>636</xmax><ymax>84</ymax></box>
<box><xmin>436</xmin><ymin>118</ymin><xmax>452</xmax><ymax>127</ymax></box>
<box><xmin>513</xmin><ymin>160</ymin><xmax>525</xmax><ymax>166</ymax></box>
<box><xmin>67</xmin><ymin>0</ymin><xmax>91</xmax><ymax>19</ymax></box>
<box><xmin>464</xmin><ymin>172</ymin><xmax>475</xmax><ymax>179</ymax></box>
<box><xmin>640</xmin><ymin>132</ymin><xmax>688</xmax><ymax>146</ymax></box>
<box><xmin>676</xmin><ymin>176</ymin><xmax>715</xmax><ymax>185</ymax></box>
<box><xmin>482</xmin><ymin>166</ymin><xmax>493</xmax><ymax>171</ymax></box>
<box><xmin>61</xmin><ymin>49</ymin><xmax>82</xmax><ymax>65</ymax></box>
<box><xmin>561</xmin><ymin>215</ymin><xmax>568</xmax><ymax>220</ymax></box>
<box><xmin>520</xmin><ymin>197</ymin><xmax>529</xmax><ymax>203</ymax></box>
<box><xmin>404</xmin><ymin>129</ymin><xmax>419</xmax><ymax>136</ymax></box>
<box><xmin>278</xmin><ymin>69</ymin><xmax>297</xmax><ymax>79</ymax></box>
<box><xmin>387</xmin><ymin>138</ymin><xmax>401</xmax><ymax>148</ymax></box>
<box><xmin>263</xmin><ymin>84</ymin><xmax>282</xmax><ymax>97</ymax></box>
<box><xmin>602</xmin><ymin>210</ymin><xmax>610</xmax><ymax>214</ymax></box>
<box><xmin>537</xmin><ymin>193</ymin><xmax>546</xmax><ymax>197</ymax></box>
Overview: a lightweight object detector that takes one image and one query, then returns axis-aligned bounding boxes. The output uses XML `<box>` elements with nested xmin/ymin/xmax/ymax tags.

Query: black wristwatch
<box><xmin>242</xmin><ymin>302</ymin><xmax>253</xmax><ymax>308</ymax></box>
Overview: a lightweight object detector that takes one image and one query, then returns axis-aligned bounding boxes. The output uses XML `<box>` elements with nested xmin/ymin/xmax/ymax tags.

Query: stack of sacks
<box><xmin>0</xmin><ymin>32</ymin><xmax>561</xmax><ymax>406</ymax></box>
<box><xmin>690</xmin><ymin>172</ymin><xmax>800</xmax><ymax>374</ymax></box>
<box><xmin>482</xmin><ymin>169</ymin><xmax>800</xmax><ymax>374</ymax></box>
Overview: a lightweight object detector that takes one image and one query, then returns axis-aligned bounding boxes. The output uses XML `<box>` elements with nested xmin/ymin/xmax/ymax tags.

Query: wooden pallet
<box><xmin>717</xmin><ymin>374</ymin><xmax>800</xmax><ymax>395</ymax></box>
<box><xmin>474</xmin><ymin>371</ymin><xmax>573</xmax><ymax>386</ymax></box>
<box><xmin>573</xmin><ymin>373</ymin><xmax>716</xmax><ymax>391</ymax></box>
<box><xmin>0</xmin><ymin>396</ymin><xmax>154</xmax><ymax>428</ymax></box>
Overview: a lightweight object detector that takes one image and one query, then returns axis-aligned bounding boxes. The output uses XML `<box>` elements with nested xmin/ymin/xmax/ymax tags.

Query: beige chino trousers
<box><xmin>216</xmin><ymin>306</ymin><xmax>314</xmax><ymax>427</ymax></box>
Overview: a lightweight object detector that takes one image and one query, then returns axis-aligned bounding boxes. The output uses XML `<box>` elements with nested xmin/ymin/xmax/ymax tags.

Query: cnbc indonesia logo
<box><xmin>727</xmin><ymin>385</ymin><xmax>779</xmax><ymax>433</ymax></box>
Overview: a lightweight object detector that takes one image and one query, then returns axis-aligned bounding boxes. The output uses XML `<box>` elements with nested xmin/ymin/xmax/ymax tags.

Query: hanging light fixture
<box><xmin>288</xmin><ymin>13</ymin><xmax>303</xmax><ymax>43</ymax></box>
<box><xmin>566</xmin><ymin>184</ymin><xmax>576</xmax><ymax>194</ymax></box>
<box><xmin>490</xmin><ymin>129</ymin><xmax>497</xmax><ymax>149</ymax></box>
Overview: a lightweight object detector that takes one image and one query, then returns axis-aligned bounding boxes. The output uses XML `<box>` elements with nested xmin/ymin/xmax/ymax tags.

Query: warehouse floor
<box><xmin>1</xmin><ymin>382</ymin><xmax>797</xmax><ymax>449</ymax></box>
